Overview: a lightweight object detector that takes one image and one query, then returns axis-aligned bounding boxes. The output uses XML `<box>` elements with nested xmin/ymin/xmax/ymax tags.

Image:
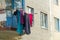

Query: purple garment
<box><xmin>20</xmin><ymin>9</ymin><xmax>24</xmax><ymax>24</ymax></box>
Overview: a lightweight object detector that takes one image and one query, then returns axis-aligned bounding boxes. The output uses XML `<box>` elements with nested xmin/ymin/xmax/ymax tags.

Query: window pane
<box><xmin>54</xmin><ymin>0</ymin><xmax>58</xmax><ymax>5</ymax></box>
<box><xmin>45</xmin><ymin>14</ymin><xmax>48</xmax><ymax>27</ymax></box>
<box><xmin>56</xmin><ymin>0</ymin><xmax>58</xmax><ymax>5</ymax></box>
<box><xmin>28</xmin><ymin>8</ymin><xmax>31</xmax><ymax>13</ymax></box>
<box><xmin>43</xmin><ymin>13</ymin><xmax>45</xmax><ymax>26</ymax></box>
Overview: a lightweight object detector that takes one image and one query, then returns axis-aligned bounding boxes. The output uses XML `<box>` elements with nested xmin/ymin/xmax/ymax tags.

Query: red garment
<box><xmin>28</xmin><ymin>13</ymin><xmax>33</xmax><ymax>27</ymax></box>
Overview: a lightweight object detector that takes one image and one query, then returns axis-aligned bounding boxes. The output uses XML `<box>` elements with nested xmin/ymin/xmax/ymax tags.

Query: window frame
<box><xmin>40</xmin><ymin>12</ymin><xmax>48</xmax><ymax>29</ymax></box>
<box><xmin>54</xmin><ymin>17</ymin><xmax>59</xmax><ymax>32</ymax></box>
<box><xmin>27</xmin><ymin>6</ymin><xmax>34</xmax><ymax>14</ymax></box>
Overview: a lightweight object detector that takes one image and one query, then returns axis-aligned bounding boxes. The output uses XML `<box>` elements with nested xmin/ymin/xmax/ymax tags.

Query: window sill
<box><xmin>41</xmin><ymin>26</ymin><xmax>48</xmax><ymax>30</ymax></box>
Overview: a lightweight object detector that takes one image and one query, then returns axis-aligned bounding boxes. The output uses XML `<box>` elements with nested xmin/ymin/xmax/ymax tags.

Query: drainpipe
<box><xmin>49</xmin><ymin>0</ymin><xmax>53</xmax><ymax>40</ymax></box>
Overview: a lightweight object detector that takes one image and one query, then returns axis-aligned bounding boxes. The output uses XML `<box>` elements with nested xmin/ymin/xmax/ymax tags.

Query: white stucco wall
<box><xmin>0</xmin><ymin>0</ymin><xmax>6</xmax><ymax>21</ymax></box>
<box><xmin>51</xmin><ymin>0</ymin><xmax>60</xmax><ymax>40</ymax></box>
<box><xmin>0</xmin><ymin>13</ymin><xmax>6</xmax><ymax>21</ymax></box>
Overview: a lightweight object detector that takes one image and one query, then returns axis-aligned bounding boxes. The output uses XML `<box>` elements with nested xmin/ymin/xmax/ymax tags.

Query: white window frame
<box><xmin>54</xmin><ymin>17</ymin><xmax>59</xmax><ymax>32</ymax></box>
<box><xmin>40</xmin><ymin>12</ymin><xmax>48</xmax><ymax>29</ymax></box>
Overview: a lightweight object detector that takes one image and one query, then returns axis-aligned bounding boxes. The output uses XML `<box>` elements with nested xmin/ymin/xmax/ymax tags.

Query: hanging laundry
<box><xmin>12</xmin><ymin>15</ymin><xmax>17</xmax><ymax>28</ymax></box>
<box><xmin>6</xmin><ymin>10</ymin><xmax>12</xmax><ymax>28</ymax></box>
<box><xmin>20</xmin><ymin>9</ymin><xmax>24</xmax><ymax>24</ymax></box>
<box><xmin>28</xmin><ymin>13</ymin><xmax>33</xmax><ymax>27</ymax></box>
<box><xmin>15</xmin><ymin>10</ymin><xmax>23</xmax><ymax>35</ymax></box>
<box><xmin>13</xmin><ymin>10</ymin><xmax>18</xmax><ymax>28</ymax></box>
<box><xmin>20</xmin><ymin>9</ymin><xmax>25</xmax><ymax>34</ymax></box>
<box><xmin>24</xmin><ymin>13</ymin><xmax>31</xmax><ymax>34</ymax></box>
<box><xmin>6</xmin><ymin>17</ymin><xmax>12</xmax><ymax>27</ymax></box>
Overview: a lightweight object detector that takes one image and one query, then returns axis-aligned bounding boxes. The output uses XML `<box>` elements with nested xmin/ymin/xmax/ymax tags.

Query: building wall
<box><xmin>0</xmin><ymin>0</ymin><xmax>6</xmax><ymax>21</ymax></box>
<box><xmin>22</xmin><ymin>0</ymin><xmax>51</xmax><ymax>40</ymax></box>
<box><xmin>1</xmin><ymin>0</ymin><xmax>60</xmax><ymax>40</ymax></box>
<box><xmin>51</xmin><ymin>0</ymin><xmax>60</xmax><ymax>40</ymax></box>
<box><xmin>0</xmin><ymin>0</ymin><xmax>6</xmax><ymax>9</ymax></box>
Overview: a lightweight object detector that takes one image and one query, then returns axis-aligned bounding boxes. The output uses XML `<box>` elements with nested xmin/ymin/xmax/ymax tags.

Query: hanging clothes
<box><xmin>6</xmin><ymin>17</ymin><xmax>12</xmax><ymax>27</ymax></box>
<box><xmin>24</xmin><ymin>13</ymin><xmax>31</xmax><ymax>34</ymax></box>
<box><xmin>15</xmin><ymin>10</ymin><xmax>23</xmax><ymax>35</ymax></box>
<box><xmin>28</xmin><ymin>14</ymin><xmax>33</xmax><ymax>27</ymax></box>
<box><xmin>12</xmin><ymin>15</ymin><xmax>17</xmax><ymax>28</ymax></box>
<box><xmin>20</xmin><ymin>9</ymin><xmax>24</xmax><ymax>24</ymax></box>
<box><xmin>6</xmin><ymin>10</ymin><xmax>12</xmax><ymax>28</ymax></box>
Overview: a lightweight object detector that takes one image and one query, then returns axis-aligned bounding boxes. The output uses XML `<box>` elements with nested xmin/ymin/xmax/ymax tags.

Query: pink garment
<box><xmin>28</xmin><ymin>13</ymin><xmax>33</xmax><ymax>27</ymax></box>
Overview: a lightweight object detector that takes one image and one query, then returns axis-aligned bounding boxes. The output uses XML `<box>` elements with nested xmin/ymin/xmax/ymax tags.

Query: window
<box><xmin>40</xmin><ymin>12</ymin><xmax>48</xmax><ymax>28</ymax></box>
<box><xmin>27</xmin><ymin>6</ymin><xmax>34</xmax><ymax>26</ymax></box>
<box><xmin>14</xmin><ymin>0</ymin><xmax>22</xmax><ymax>9</ymax></box>
<box><xmin>27</xmin><ymin>6</ymin><xmax>34</xmax><ymax>14</ymax></box>
<box><xmin>54</xmin><ymin>0</ymin><xmax>58</xmax><ymax>5</ymax></box>
<box><xmin>54</xmin><ymin>17</ymin><xmax>59</xmax><ymax>31</ymax></box>
<box><xmin>5</xmin><ymin>0</ymin><xmax>12</xmax><ymax>9</ymax></box>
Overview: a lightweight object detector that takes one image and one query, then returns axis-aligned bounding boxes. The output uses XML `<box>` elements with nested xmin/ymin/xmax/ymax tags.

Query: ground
<box><xmin>0</xmin><ymin>31</ymin><xmax>21</xmax><ymax>40</ymax></box>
